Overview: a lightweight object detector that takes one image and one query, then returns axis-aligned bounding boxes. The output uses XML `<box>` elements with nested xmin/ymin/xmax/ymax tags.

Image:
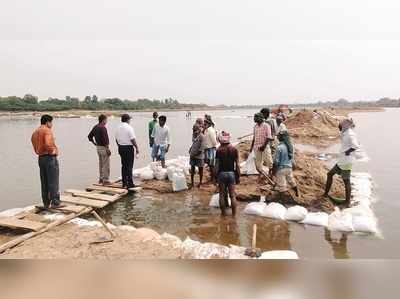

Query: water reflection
<box><xmin>324</xmin><ymin>229</ymin><xmax>349</xmax><ymax>259</ymax></box>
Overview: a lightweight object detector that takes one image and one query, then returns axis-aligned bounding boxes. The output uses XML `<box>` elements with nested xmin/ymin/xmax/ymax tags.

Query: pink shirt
<box><xmin>254</xmin><ymin>122</ymin><xmax>272</xmax><ymax>149</ymax></box>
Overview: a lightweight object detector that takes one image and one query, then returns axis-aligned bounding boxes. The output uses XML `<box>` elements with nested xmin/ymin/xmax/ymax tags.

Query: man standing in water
<box><xmin>31</xmin><ymin>115</ymin><xmax>64</xmax><ymax>208</ymax></box>
<box><xmin>148</xmin><ymin>111</ymin><xmax>158</xmax><ymax>153</ymax></box>
<box><xmin>204</xmin><ymin>117</ymin><xmax>218</xmax><ymax>183</ymax></box>
<box><xmin>189</xmin><ymin>124</ymin><xmax>206</xmax><ymax>188</ymax></box>
<box><xmin>116</xmin><ymin>114</ymin><xmax>140</xmax><ymax>189</ymax></box>
<box><xmin>151</xmin><ymin>115</ymin><xmax>171</xmax><ymax>168</ymax></box>
<box><xmin>88</xmin><ymin>114</ymin><xmax>111</xmax><ymax>185</ymax></box>
<box><xmin>215</xmin><ymin>131</ymin><xmax>240</xmax><ymax>216</ymax></box>
<box><xmin>324</xmin><ymin>118</ymin><xmax>359</xmax><ymax>205</ymax></box>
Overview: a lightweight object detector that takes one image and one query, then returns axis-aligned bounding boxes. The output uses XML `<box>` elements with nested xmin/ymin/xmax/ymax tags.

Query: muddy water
<box><xmin>0</xmin><ymin>108</ymin><xmax>399</xmax><ymax>258</ymax></box>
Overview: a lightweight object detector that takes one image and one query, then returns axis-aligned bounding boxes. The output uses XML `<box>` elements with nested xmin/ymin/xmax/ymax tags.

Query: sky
<box><xmin>1</xmin><ymin>0</ymin><xmax>400</xmax><ymax>105</ymax></box>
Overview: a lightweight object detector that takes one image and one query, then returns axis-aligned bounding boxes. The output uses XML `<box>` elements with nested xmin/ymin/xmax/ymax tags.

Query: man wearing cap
<box><xmin>215</xmin><ymin>131</ymin><xmax>240</xmax><ymax>217</ymax></box>
<box><xmin>250</xmin><ymin>112</ymin><xmax>273</xmax><ymax>181</ymax></box>
<box><xmin>116</xmin><ymin>114</ymin><xmax>140</xmax><ymax>189</ymax></box>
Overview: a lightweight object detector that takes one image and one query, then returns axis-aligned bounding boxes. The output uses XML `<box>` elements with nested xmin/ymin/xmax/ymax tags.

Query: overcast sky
<box><xmin>1</xmin><ymin>0</ymin><xmax>400</xmax><ymax>105</ymax></box>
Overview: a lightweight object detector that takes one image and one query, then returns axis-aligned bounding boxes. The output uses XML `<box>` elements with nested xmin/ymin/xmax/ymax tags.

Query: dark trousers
<box><xmin>38</xmin><ymin>155</ymin><xmax>60</xmax><ymax>207</ymax></box>
<box><xmin>118</xmin><ymin>145</ymin><xmax>135</xmax><ymax>188</ymax></box>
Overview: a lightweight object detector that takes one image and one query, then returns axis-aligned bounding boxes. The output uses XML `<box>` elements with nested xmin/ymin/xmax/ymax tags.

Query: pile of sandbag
<box><xmin>209</xmin><ymin>193</ymin><xmax>231</xmax><ymax>208</ymax></box>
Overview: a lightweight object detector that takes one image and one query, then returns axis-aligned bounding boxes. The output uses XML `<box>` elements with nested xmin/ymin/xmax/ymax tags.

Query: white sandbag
<box><xmin>259</xmin><ymin>250</ymin><xmax>299</xmax><ymax>259</ymax></box>
<box><xmin>180</xmin><ymin>237</ymin><xmax>230</xmax><ymax>259</ymax></box>
<box><xmin>328</xmin><ymin>208</ymin><xmax>354</xmax><ymax>232</ymax></box>
<box><xmin>167</xmin><ymin>166</ymin><xmax>177</xmax><ymax>181</ymax></box>
<box><xmin>262</xmin><ymin>202</ymin><xmax>287</xmax><ymax>220</ymax></box>
<box><xmin>140</xmin><ymin>169</ymin><xmax>154</xmax><ymax>181</ymax></box>
<box><xmin>243</xmin><ymin>202</ymin><xmax>267</xmax><ymax>216</ymax></box>
<box><xmin>343</xmin><ymin>204</ymin><xmax>373</xmax><ymax>218</ymax></box>
<box><xmin>209</xmin><ymin>193</ymin><xmax>231</xmax><ymax>208</ymax></box>
<box><xmin>172</xmin><ymin>173</ymin><xmax>188</xmax><ymax>192</ymax></box>
<box><xmin>352</xmin><ymin>215</ymin><xmax>377</xmax><ymax>233</ymax></box>
<box><xmin>154</xmin><ymin>168</ymin><xmax>168</xmax><ymax>180</ymax></box>
<box><xmin>285</xmin><ymin>205</ymin><xmax>308</xmax><ymax>222</ymax></box>
<box><xmin>241</xmin><ymin>151</ymin><xmax>258</xmax><ymax>175</ymax></box>
<box><xmin>300</xmin><ymin>212</ymin><xmax>329</xmax><ymax>227</ymax></box>
<box><xmin>133</xmin><ymin>166</ymin><xmax>150</xmax><ymax>178</ymax></box>
<box><xmin>149</xmin><ymin>162</ymin><xmax>160</xmax><ymax>171</ymax></box>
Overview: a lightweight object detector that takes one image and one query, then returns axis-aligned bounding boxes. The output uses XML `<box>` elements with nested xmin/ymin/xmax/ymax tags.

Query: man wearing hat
<box><xmin>115</xmin><ymin>114</ymin><xmax>140</xmax><ymax>189</ymax></box>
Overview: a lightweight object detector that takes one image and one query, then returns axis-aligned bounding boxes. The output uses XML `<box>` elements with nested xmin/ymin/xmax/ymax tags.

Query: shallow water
<box><xmin>0</xmin><ymin>108</ymin><xmax>399</xmax><ymax>258</ymax></box>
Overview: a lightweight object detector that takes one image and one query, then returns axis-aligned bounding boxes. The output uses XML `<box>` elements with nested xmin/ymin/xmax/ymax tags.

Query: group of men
<box><xmin>31</xmin><ymin>108</ymin><xmax>358</xmax><ymax>213</ymax></box>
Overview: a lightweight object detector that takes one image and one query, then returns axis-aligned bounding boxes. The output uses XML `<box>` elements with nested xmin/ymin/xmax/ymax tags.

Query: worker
<box><xmin>31</xmin><ymin>115</ymin><xmax>64</xmax><ymax>208</ymax></box>
<box><xmin>204</xmin><ymin>117</ymin><xmax>218</xmax><ymax>183</ymax></box>
<box><xmin>260</xmin><ymin>108</ymin><xmax>276</xmax><ymax>165</ymax></box>
<box><xmin>148</xmin><ymin>111</ymin><xmax>158</xmax><ymax>153</ymax></box>
<box><xmin>276</xmin><ymin>115</ymin><xmax>288</xmax><ymax>135</ymax></box>
<box><xmin>88</xmin><ymin>114</ymin><xmax>111</xmax><ymax>185</ymax></box>
<box><xmin>116</xmin><ymin>114</ymin><xmax>140</xmax><ymax>189</ymax></box>
<box><xmin>272</xmin><ymin>130</ymin><xmax>299</xmax><ymax>199</ymax></box>
<box><xmin>324</xmin><ymin>118</ymin><xmax>359</xmax><ymax>205</ymax></box>
<box><xmin>250</xmin><ymin>112</ymin><xmax>273</xmax><ymax>182</ymax></box>
<box><xmin>151</xmin><ymin>115</ymin><xmax>171</xmax><ymax>168</ymax></box>
<box><xmin>215</xmin><ymin>131</ymin><xmax>240</xmax><ymax>216</ymax></box>
<box><xmin>189</xmin><ymin>124</ymin><xmax>206</xmax><ymax>188</ymax></box>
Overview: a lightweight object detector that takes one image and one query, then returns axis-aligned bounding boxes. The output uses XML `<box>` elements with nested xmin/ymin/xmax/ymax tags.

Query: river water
<box><xmin>0</xmin><ymin>108</ymin><xmax>398</xmax><ymax>258</ymax></box>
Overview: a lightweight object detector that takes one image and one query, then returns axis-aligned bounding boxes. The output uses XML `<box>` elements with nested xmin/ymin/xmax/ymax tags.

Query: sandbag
<box><xmin>243</xmin><ymin>202</ymin><xmax>267</xmax><ymax>216</ymax></box>
<box><xmin>209</xmin><ymin>193</ymin><xmax>231</xmax><ymax>208</ymax></box>
<box><xmin>300</xmin><ymin>212</ymin><xmax>329</xmax><ymax>227</ymax></box>
<box><xmin>352</xmin><ymin>216</ymin><xmax>377</xmax><ymax>233</ymax></box>
<box><xmin>343</xmin><ymin>204</ymin><xmax>373</xmax><ymax>218</ymax></box>
<box><xmin>140</xmin><ymin>169</ymin><xmax>154</xmax><ymax>181</ymax></box>
<box><xmin>262</xmin><ymin>202</ymin><xmax>287</xmax><ymax>220</ymax></box>
<box><xmin>328</xmin><ymin>208</ymin><xmax>354</xmax><ymax>232</ymax></box>
<box><xmin>259</xmin><ymin>250</ymin><xmax>299</xmax><ymax>259</ymax></box>
<box><xmin>241</xmin><ymin>151</ymin><xmax>258</xmax><ymax>175</ymax></box>
<box><xmin>172</xmin><ymin>173</ymin><xmax>188</xmax><ymax>192</ymax></box>
<box><xmin>181</xmin><ymin>237</ymin><xmax>230</xmax><ymax>259</ymax></box>
<box><xmin>154</xmin><ymin>168</ymin><xmax>168</xmax><ymax>180</ymax></box>
<box><xmin>167</xmin><ymin>166</ymin><xmax>177</xmax><ymax>181</ymax></box>
<box><xmin>285</xmin><ymin>205</ymin><xmax>308</xmax><ymax>222</ymax></box>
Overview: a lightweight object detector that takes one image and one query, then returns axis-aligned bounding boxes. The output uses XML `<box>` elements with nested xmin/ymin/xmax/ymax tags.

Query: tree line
<box><xmin>0</xmin><ymin>94</ymin><xmax>208</xmax><ymax>111</ymax></box>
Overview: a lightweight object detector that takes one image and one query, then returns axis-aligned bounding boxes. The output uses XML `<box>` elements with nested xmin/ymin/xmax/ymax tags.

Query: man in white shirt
<box><xmin>115</xmin><ymin>114</ymin><xmax>140</xmax><ymax>189</ymax></box>
<box><xmin>204</xmin><ymin>118</ymin><xmax>217</xmax><ymax>182</ymax></box>
<box><xmin>151</xmin><ymin>115</ymin><xmax>171</xmax><ymax>168</ymax></box>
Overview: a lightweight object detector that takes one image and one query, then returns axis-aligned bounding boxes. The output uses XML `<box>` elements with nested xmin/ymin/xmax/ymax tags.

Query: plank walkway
<box><xmin>0</xmin><ymin>179</ymin><xmax>138</xmax><ymax>252</ymax></box>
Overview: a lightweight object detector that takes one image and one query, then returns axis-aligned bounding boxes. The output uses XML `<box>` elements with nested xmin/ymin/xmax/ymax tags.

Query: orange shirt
<box><xmin>31</xmin><ymin>125</ymin><xmax>59</xmax><ymax>156</ymax></box>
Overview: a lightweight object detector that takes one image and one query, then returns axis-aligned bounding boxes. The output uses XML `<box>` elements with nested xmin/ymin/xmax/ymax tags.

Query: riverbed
<box><xmin>0</xmin><ymin>108</ymin><xmax>397</xmax><ymax>258</ymax></box>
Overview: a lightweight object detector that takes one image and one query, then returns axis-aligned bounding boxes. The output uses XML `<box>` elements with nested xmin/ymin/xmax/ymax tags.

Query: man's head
<box><xmin>98</xmin><ymin>114</ymin><xmax>107</xmax><ymax>125</ymax></box>
<box><xmin>195</xmin><ymin>118</ymin><xmax>204</xmax><ymax>128</ymax></box>
<box><xmin>254</xmin><ymin>112</ymin><xmax>264</xmax><ymax>124</ymax></box>
<box><xmin>159</xmin><ymin>115</ymin><xmax>167</xmax><ymax>127</ymax></box>
<box><xmin>153</xmin><ymin>111</ymin><xmax>159</xmax><ymax>120</ymax></box>
<box><xmin>218</xmin><ymin>131</ymin><xmax>231</xmax><ymax>145</ymax></box>
<box><xmin>277</xmin><ymin>131</ymin><xmax>287</xmax><ymax>142</ymax></box>
<box><xmin>338</xmin><ymin>118</ymin><xmax>355</xmax><ymax>132</ymax></box>
<box><xmin>276</xmin><ymin>115</ymin><xmax>284</xmax><ymax>126</ymax></box>
<box><xmin>260</xmin><ymin>108</ymin><xmax>270</xmax><ymax>119</ymax></box>
<box><xmin>40</xmin><ymin>114</ymin><xmax>53</xmax><ymax>128</ymax></box>
<box><xmin>121</xmin><ymin>113</ymin><xmax>131</xmax><ymax>123</ymax></box>
<box><xmin>192</xmin><ymin>124</ymin><xmax>201</xmax><ymax>137</ymax></box>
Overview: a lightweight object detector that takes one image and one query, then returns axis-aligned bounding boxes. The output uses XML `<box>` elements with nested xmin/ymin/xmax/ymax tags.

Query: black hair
<box><xmin>158</xmin><ymin>115</ymin><xmax>167</xmax><ymax>122</ymax></box>
<box><xmin>121</xmin><ymin>114</ymin><xmax>131</xmax><ymax>123</ymax></box>
<box><xmin>153</xmin><ymin>111</ymin><xmax>158</xmax><ymax>118</ymax></box>
<box><xmin>40</xmin><ymin>114</ymin><xmax>53</xmax><ymax>125</ymax></box>
<box><xmin>98</xmin><ymin>114</ymin><xmax>107</xmax><ymax>123</ymax></box>
<box><xmin>260</xmin><ymin>108</ymin><xmax>270</xmax><ymax>117</ymax></box>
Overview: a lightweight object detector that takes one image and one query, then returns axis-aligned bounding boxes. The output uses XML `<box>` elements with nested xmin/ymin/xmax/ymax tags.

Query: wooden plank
<box><xmin>64</xmin><ymin>189</ymin><xmax>118</xmax><ymax>203</ymax></box>
<box><xmin>86</xmin><ymin>185</ymin><xmax>128</xmax><ymax>195</ymax></box>
<box><xmin>35</xmin><ymin>204</ymin><xmax>86</xmax><ymax>214</ymax></box>
<box><xmin>0</xmin><ymin>207</ymin><xmax>92</xmax><ymax>254</ymax></box>
<box><xmin>60</xmin><ymin>195</ymin><xmax>108</xmax><ymax>209</ymax></box>
<box><xmin>128</xmin><ymin>187</ymin><xmax>142</xmax><ymax>192</ymax></box>
<box><xmin>93</xmin><ymin>182</ymin><xmax>124</xmax><ymax>189</ymax></box>
<box><xmin>0</xmin><ymin>217</ymin><xmax>46</xmax><ymax>232</ymax></box>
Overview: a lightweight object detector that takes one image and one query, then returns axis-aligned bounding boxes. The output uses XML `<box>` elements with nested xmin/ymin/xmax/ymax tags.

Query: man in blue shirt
<box><xmin>272</xmin><ymin>131</ymin><xmax>299</xmax><ymax>198</ymax></box>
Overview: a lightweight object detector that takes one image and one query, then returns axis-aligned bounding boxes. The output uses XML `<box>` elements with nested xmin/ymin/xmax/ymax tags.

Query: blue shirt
<box><xmin>274</xmin><ymin>142</ymin><xmax>292</xmax><ymax>169</ymax></box>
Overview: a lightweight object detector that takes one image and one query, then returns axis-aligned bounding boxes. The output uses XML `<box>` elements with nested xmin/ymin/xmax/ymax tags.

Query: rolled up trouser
<box><xmin>38</xmin><ymin>155</ymin><xmax>60</xmax><ymax>207</ymax></box>
<box><xmin>96</xmin><ymin>146</ymin><xmax>110</xmax><ymax>182</ymax></box>
<box><xmin>275</xmin><ymin>167</ymin><xmax>297</xmax><ymax>192</ymax></box>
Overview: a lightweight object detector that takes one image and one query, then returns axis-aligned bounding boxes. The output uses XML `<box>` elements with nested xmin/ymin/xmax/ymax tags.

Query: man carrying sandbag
<box><xmin>324</xmin><ymin>118</ymin><xmax>359</xmax><ymax>206</ymax></box>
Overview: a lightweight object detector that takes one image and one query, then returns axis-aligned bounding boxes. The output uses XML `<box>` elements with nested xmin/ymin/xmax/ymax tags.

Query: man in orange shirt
<box><xmin>31</xmin><ymin>115</ymin><xmax>63</xmax><ymax>208</ymax></box>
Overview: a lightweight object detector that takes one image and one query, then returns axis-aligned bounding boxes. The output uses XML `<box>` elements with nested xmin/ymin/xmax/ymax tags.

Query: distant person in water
<box><xmin>88</xmin><ymin>114</ymin><xmax>111</xmax><ymax>185</ymax></box>
<box><xmin>204</xmin><ymin>117</ymin><xmax>218</xmax><ymax>183</ymax></box>
<box><xmin>151</xmin><ymin>115</ymin><xmax>171</xmax><ymax>168</ymax></box>
<box><xmin>272</xmin><ymin>130</ymin><xmax>299</xmax><ymax>200</ymax></box>
<box><xmin>31</xmin><ymin>115</ymin><xmax>64</xmax><ymax>208</ymax></box>
<box><xmin>215</xmin><ymin>131</ymin><xmax>240</xmax><ymax>216</ymax></box>
<box><xmin>148</xmin><ymin>111</ymin><xmax>158</xmax><ymax>152</ymax></box>
<box><xmin>324</xmin><ymin>118</ymin><xmax>359</xmax><ymax>205</ymax></box>
<box><xmin>189</xmin><ymin>124</ymin><xmax>206</xmax><ymax>188</ymax></box>
<box><xmin>116</xmin><ymin>114</ymin><xmax>140</xmax><ymax>189</ymax></box>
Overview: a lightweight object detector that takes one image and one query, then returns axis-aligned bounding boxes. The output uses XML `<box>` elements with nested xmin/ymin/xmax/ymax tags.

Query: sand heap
<box><xmin>286</xmin><ymin>109</ymin><xmax>341</xmax><ymax>147</ymax></box>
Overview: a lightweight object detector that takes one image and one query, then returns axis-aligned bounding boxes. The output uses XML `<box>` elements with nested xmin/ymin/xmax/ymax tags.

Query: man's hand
<box><xmin>106</xmin><ymin>149</ymin><xmax>111</xmax><ymax>156</ymax></box>
<box><xmin>259</xmin><ymin>145</ymin><xmax>266</xmax><ymax>152</ymax></box>
<box><xmin>166</xmin><ymin>145</ymin><xmax>170</xmax><ymax>153</ymax></box>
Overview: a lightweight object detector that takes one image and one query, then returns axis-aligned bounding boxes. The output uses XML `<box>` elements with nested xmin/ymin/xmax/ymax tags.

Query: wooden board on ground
<box><xmin>64</xmin><ymin>189</ymin><xmax>118</xmax><ymax>203</ymax></box>
<box><xmin>0</xmin><ymin>217</ymin><xmax>46</xmax><ymax>232</ymax></box>
<box><xmin>35</xmin><ymin>204</ymin><xmax>87</xmax><ymax>214</ymax></box>
<box><xmin>93</xmin><ymin>182</ymin><xmax>124</xmax><ymax>189</ymax></box>
<box><xmin>86</xmin><ymin>185</ymin><xmax>128</xmax><ymax>195</ymax></box>
<box><xmin>128</xmin><ymin>187</ymin><xmax>142</xmax><ymax>192</ymax></box>
<box><xmin>60</xmin><ymin>195</ymin><xmax>108</xmax><ymax>209</ymax></box>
